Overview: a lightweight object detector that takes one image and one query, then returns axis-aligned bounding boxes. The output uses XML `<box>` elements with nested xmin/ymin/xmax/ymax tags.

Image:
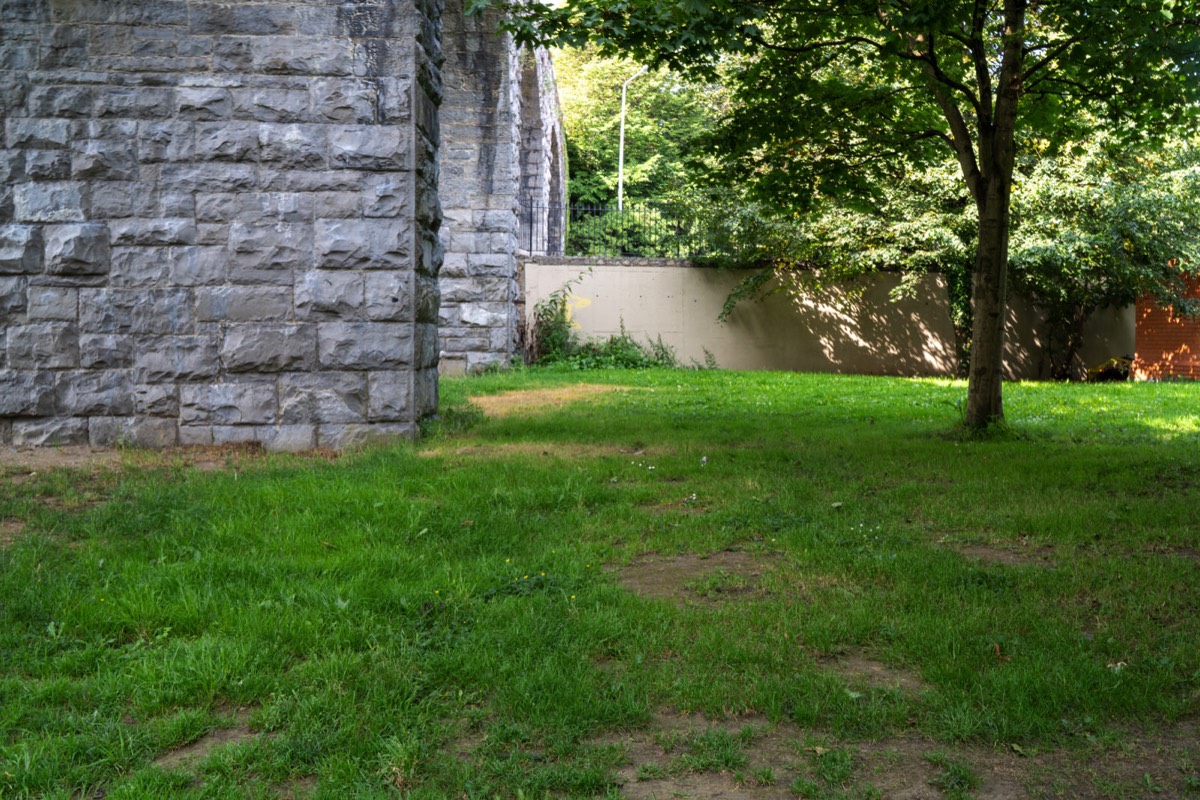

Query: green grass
<box><xmin>2</xmin><ymin>368</ymin><xmax>1199</xmax><ymax>798</ymax></box>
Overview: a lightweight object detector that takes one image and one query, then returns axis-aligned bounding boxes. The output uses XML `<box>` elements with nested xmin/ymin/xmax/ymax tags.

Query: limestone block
<box><xmin>94</xmin><ymin>86</ymin><xmax>175</xmax><ymax>119</ymax></box>
<box><xmin>231</xmin><ymin>89</ymin><xmax>309</xmax><ymax>123</ymax></box>
<box><xmin>318</xmin><ymin>322</ymin><xmax>413</xmax><ymax>369</ymax></box>
<box><xmin>6</xmin><ymin>118</ymin><xmax>71</xmax><ymax>149</ymax></box>
<box><xmin>258</xmin><ymin>124</ymin><xmax>327</xmax><ymax>169</ymax></box>
<box><xmin>252</xmin><ymin>37</ymin><xmax>350</xmax><ymax>76</ymax></box>
<box><xmin>90</xmin><ymin>417</ymin><xmax>178</xmax><ymax>448</ymax></box>
<box><xmin>134</xmin><ymin>384</ymin><xmax>178</xmax><ymax>417</ymax></box>
<box><xmin>259</xmin><ymin>424</ymin><xmax>317</xmax><ymax>452</ymax></box>
<box><xmin>414</xmin><ymin>367</ymin><xmax>438</xmax><ymax>417</ymax></box>
<box><xmin>295</xmin><ymin>270</ymin><xmax>363</xmax><ymax>319</ymax></box>
<box><xmin>318</xmin><ymin>422</ymin><xmax>414</xmax><ymax>450</ymax></box>
<box><xmin>160</xmin><ymin>163</ymin><xmax>257</xmax><ymax>193</ymax></box>
<box><xmin>197</xmin><ymin>192</ymin><xmax>313</xmax><ymax>224</ymax></box>
<box><xmin>363</xmin><ymin>173</ymin><xmax>410</xmax><ymax>218</ymax></box>
<box><xmin>26</xmin><ymin>86</ymin><xmax>94</xmax><ymax>118</ymax></box>
<box><xmin>310</xmin><ymin>191</ymin><xmax>361</xmax><ymax>219</ymax></box>
<box><xmin>178</xmin><ymin>425</ymin><xmax>214</xmax><ymax>446</ymax></box>
<box><xmin>138</xmin><ymin>121</ymin><xmax>196</xmax><ymax>163</ymax></box>
<box><xmin>278</xmin><ymin>372</ymin><xmax>367</xmax><ymax>424</ymax></box>
<box><xmin>134</xmin><ymin>336</ymin><xmax>219</xmax><ymax>382</ymax></box>
<box><xmin>44</xmin><ymin>223</ymin><xmax>110</xmax><ymax>275</ymax></box>
<box><xmin>310</xmin><ymin>78</ymin><xmax>377</xmax><ymax>124</ymax></box>
<box><xmin>259</xmin><ymin>169</ymin><xmax>362</xmax><ymax>193</ymax></box>
<box><xmin>27</xmin><ymin>285</ymin><xmax>77</xmax><ymax>319</ymax></box>
<box><xmin>315</xmin><ymin>219</ymin><xmax>410</xmax><ymax>269</ymax></box>
<box><xmin>24</xmin><ymin>150</ymin><xmax>71</xmax><ymax>180</ymax></box>
<box><xmin>195</xmin><ymin>122</ymin><xmax>259</xmax><ymax>162</ymax></box>
<box><xmin>329</xmin><ymin>127</ymin><xmax>410</xmax><ymax>171</ymax></box>
<box><xmin>12</xmin><ymin>417</ymin><xmax>89</xmax><ymax>447</ymax></box>
<box><xmin>14</xmin><ymin>182</ymin><xmax>86</xmax><ymax>222</ymax></box>
<box><xmin>177</xmin><ymin>87</ymin><xmax>232</xmax><ymax>120</ymax></box>
<box><xmin>212</xmin><ymin>426</ymin><xmax>260</xmax><ymax>445</ymax></box>
<box><xmin>378</xmin><ymin>77</ymin><xmax>411</xmax><ymax>124</ymax></box>
<box><xmin>367</xmin><ymin>371</ymin><xmax>411</xmax><ymax>422</ymax></box>
<box><xmin>0</xmin><ymin>276</ymin><xmax>28</xmax><ymax>321</ymax></box>
<box><xmin>56</xmin><ymin>370</ymin><xmax>133</xmax><ymax>416</ymax></box>
<box><xmin>228</xmin><ymin>222</ymin><xmax>314</xmax><ymax>277</ymax></box>
<box><xmin>109</xmin><ymin>219</ymin><xmax>196</xmax><ymax>246</ymax></box>
<box><xmin>416</xmin><ymin>323</ymin><xmax>439</xmax><ymax>369</ymax></box>
<box><xmin>460</xmin><ymin>303</ymin><xmax>510</xmax><ymax>328</ymax></box>
<box><xmin>414</xmin><ymin>274</ymin><xmax>439</xmax><ymax>323</ymax></box>
<box><xmin>197</xmin><ymin>285</ymin><xmax>293</xmax><ymax>322</ymax></box>
<box><xmin>71</xmin><ymin>140</ymin><xmax>138</xmax><ymax>180</ymax></box>
<box><xmin>364</xmin><ymin>272</ymin><xmax>412</xmax><ymax>321</ymax></box>
<box><xmin>181</xmin><ymin>382</ymin><xmax>276</xmax><ymax>425</ymax></box>
<box><xmin>0</xmin><ymin>369</ymin><xmax>55</xmax><ymax>414</ymax></box>
<box><xmin>8</xmin><ymin>322</ymin><xmax>79</xmax><ymax>368</ymax></box>
<box><xmin>80</xmin><ymin>334</ymin><xmax>133</xmax><ymax>369</ymax></box>
<box><xmin>79</xmin><ymin>288</ymin><xmax>193</xmax><ymax>335</ymax></box>
<box><xmin>220</xmin><ymin>323</ymin><xmax>317</xmax><ymax>373</ymax></box>
<box><xmin>0</xmin><ymin>224</ymin><xmax>42</xmax><ymax>273</ymax></box>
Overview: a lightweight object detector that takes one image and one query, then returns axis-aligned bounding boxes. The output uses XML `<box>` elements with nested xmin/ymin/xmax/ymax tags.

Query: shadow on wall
<box><xmin>523</xmin><ymin>261</ymin><xmax>1136</xmax><ymax>379</ymax></box>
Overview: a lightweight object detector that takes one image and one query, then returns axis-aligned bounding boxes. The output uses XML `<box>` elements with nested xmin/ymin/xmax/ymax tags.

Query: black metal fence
<box><xmin>520</xmin><ymin>201</ymin><xmax>722</xmax><ymax>259</ymax></box>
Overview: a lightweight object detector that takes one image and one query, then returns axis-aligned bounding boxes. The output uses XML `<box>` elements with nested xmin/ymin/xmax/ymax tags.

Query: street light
<box><xmin>617</xmin><ymin>65</ymin><xmax>648</xmax><ymax>212</ymax></box>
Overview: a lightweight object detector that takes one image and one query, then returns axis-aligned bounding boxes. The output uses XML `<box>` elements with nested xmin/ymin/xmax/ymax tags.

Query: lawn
<box><xmin>1</xmin><ymin>368</ymin><xmax>1198</xmax><ymax>799</ymax></box>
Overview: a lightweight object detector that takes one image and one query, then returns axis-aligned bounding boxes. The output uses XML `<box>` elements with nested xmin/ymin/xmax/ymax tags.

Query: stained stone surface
<box><xmin>1</xmin><ymin>0</ymin><xmax>443</xmax><ymax>449</ymax></box>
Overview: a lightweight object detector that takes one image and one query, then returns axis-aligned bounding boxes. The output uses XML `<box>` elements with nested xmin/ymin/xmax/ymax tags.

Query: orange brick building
<box><xmin>1133</xmin><ymin>274</ymin><xmax>1200</xmax><ymax>380</ymax></box>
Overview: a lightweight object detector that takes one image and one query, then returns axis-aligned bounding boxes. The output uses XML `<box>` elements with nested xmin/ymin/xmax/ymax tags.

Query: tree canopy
<box><xmin>475</xmin><ymin>0</ymin><xmax>1200</xmax><ymax>427</ymax></box>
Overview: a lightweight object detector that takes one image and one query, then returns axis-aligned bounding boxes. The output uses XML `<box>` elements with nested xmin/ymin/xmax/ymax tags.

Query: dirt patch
<box><xmin>616</xmin><ymin>551</ymin><xmax>775</xmax><ymax>606</ymax></box>
<box><xmin>821</xmin><ymin>650</ymin><xmax>928</xmax><ymax>694</ymax></box>
<box><xmin>470</xmin><ymin>384</ymin><xmax>630</xmax><ymax>418</ymax></box>
<box><xmin>1</xmin><ymin>519</ymin><xmax>24</xmax><ymax>548</ymax></box>
<box><xmin>153</xmin><ymin>709</ymin><xmax>255</xmax><ymax>771</ymax></box>
<box><xmin>1</xmin><ymin>446</ymin><xmax>122</xmax><ymax>472</ymax></box>
<box><xmin>949</xmin><ymin>541</ymin><xmax>1055</xmax><ymax>567</ymax></box>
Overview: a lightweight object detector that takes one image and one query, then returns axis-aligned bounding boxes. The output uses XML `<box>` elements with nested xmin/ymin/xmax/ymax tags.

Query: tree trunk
<box><xmin>966</xmin><ymin>187</ymin><xmax>1011</xmax><ymax>427</ymax></box>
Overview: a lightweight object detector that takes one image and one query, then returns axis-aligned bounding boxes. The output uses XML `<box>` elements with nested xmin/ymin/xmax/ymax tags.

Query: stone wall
<box><xmin>437</xmin><ymin>0</ymin><xmax>565</xmax><ymax>375</ymax></box>
<box><xmin>0</xmin><ymin>0</ymin><xmax>443</xmax><ymax>450</ymax></box>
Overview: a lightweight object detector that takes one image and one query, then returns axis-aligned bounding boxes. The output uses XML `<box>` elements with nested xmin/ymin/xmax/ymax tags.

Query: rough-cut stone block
<box><xmin>178</xmin><ymin>425</ymin><xmax>215</xmax><ymax>446</ymax></box>
<box><xmin>135</xmin><ymin>336</ymin><xmax>218</xmax><ymax>382</ymax></box>
<box><xmin>94</xmin><ymin>86</ymin><xmax>174</xmax><ymax>119</ymax></box>
<box><xmin>228</xmin><ymin>222</ymin><xmax>313</xmax><ymax>271</ymax></box>
<box><xmin>0</xmin><ymin>224</ymin><xmax>42</xmax><ymax>273</ymax></box>
<box><xmin>195</xmin><ymin>122</ymin><xmax>259</xmax><ymax>162</ymax></box>
<box><xmin>13</xmin><ymin>417</ymin><xmax>89</xmax><ymax>447</ymax></box>
<box><xmin>279</xmin><ymin>372</ymin><xmax>366</xmax><ymax>424</ymax></box>
<box><xmin>196</xmin><ymin>192</ymin><xmax>313</xmax><ymax>224</ymax></box>
<box><xmin>177</xmin><ymin>87</ymin><xmax>232</xmax><ymax>120</ymax></box>
<box><xmin>139</xmin><ymin>121</ymin><xmax>196</xmax><ymax>163</ymax></box>
<box><xmin>258</xmin><ymin>123</ymin><xmax>327</xmax><ymax>168</ymax></box>
<box><xmin>181</xmin><ymin>382</ymin><xmax>276</xmax><ymax>425</ymax></box>
<box><xmin>221</xmin><ymin>324</ymin><xmax>316</xmax><ymax>373</ymax></box>
<box><xmin>414</xmin><ymin>367</ymin><xmax>438</xmax><ymax>417</ymax></box>
<box><xmin>231</xmin><ymin>89</ymin><xmax>309</xmax><ymax>123</ymax></box>
<box><xmin>196</xmin><ymin>285</ymin><xmax>293</xmax><ymax>322</ymax></box>
<box><xmin>134</xmin><ymin>384</ymin><xmax>178</xmax><ymax>417</ymax></box>
<box><xmin>318</xmin><ymin>422</ymin><xmax>414</xmax><ymax>450</ymax></box>
<box><xmin>0</xmin><ymin>276</ymin><xmax>28</xmax><ymax>321</ymax></box>
<box><xmin>363</xmin><ymin>173</ymin><xmax>410</xmax><ymax>218</ymax></box>
<box><xmin>460</xmin><ymin>302</ymin><xmax>510</xmax><ymax>328</ymax></box>
<box><xmin>315</xmin><ymin>219</ymin><xmax>410</xmax><ymax>269</ymax></box>
<box><xmin>311</xmin><ymin>78</ymin><xmax>377</xmax><ymax>124</ymax></box>
<box><xmin>44</xmin><ymin>223</ymin><xmax>110</xmax><ymax>275</ymax></box>
<box><xmin>160</xmin><ymin>163</ymin><xmax>257</xmax><ymax>194</ymax></box>
<box><xmin>109</xmin><ymin>219</ymin><xmax>196</xmax><ymax>246</ymax></box>
<box><xmin>71</xmin><ymin>139</ymin><xmax>137</xmax><ymax>180</ymax></box>
<box><xmin>27</xmin><ymin>285</ymin><xmax>77</xmax><ymax>319</ymax></box>
<box><xmin>27</xmin><ymin>86</ymin><xmax>95</xmax><ymax>118</ymax></box>
<box><xmin>80</xmin><ymin>334</ymin><xmax>133</xmax><ymax>369</ymax></box>
<box><xmin>212</xmin><ymin>426</ymin><xmax>260</xmax><ymax>445</ymax></box>
<box><xmin>252</xmin><ymin>37</ymin><xmax>350</xmax><ymax>76</ymax></box>
<box><xmin>295</xmin><ymin>270</ymin><xmax>363</xmax><ymax>319</ymax></box>
<box><xmin>367</xmin><ymin>371</ymin><xmax>411</xmax><ymax>422</ymax></box>
<box><xmin>365</xmin><ymin>272</ymin><xmax>413</xmax><ymax>321</ymax></box>
<box><xmin>0</xmin><ymin>369</ymin><xmax>55</xmax><ymax>415</ymax></box>
<box><xmin>56</xmin><ymin>370</ymin><xmax>133</xmax><ymax>416</ymax></box>
<box><xmin>378</xmin><ymin>77</ymin><xmax>411</xmax><ymax>124</ymax></box>
<box><xmin>8</xmin><ymin>322</ymin><xmax>79</xmax><ymax>368</ymax></box>
<box><xmin>79</xmin><ymin>289</ymin><xmax>193</xmax><ymax>335</ymax></box>
<box><xmin>89</xmin><ymin>417</ymin><xmax>178</xmax><ymax>448</ymax></box>
<box><xmin>329</xmin><ymin>127</ymin><xmax>410</xmax><ymax>171</ymax></box>
<box><xmin>24</xmin><ymin>149</ymin><xmax>71</xmax><ymax>180</ymax></box>
<box><xmin>14</xmin><ymin>182</ymin><xmax>85</xmax><ymax>222</ymax></box>
<box><xmin>260</xmin><ymin>424</ymin><xmax>317</xmax><ymax>452</ymax></box>
<box><xmin>6</xmin><ymin>118</ymin><xmax>71</xmax><ymax>149</ymax></box>
<box><xmin>318</xmin><ymin>322</ymin><xmax>412</xmax><ymax>369</ymax></box>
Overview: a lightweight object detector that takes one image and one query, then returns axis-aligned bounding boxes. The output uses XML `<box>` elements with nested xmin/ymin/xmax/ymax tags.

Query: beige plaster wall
<box><xmin>523</xmin><ymin>261</ymin><xmax>1135</xmax><ymax>379</ymax></box>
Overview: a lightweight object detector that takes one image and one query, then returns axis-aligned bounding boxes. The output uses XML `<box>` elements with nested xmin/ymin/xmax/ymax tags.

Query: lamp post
<box><xmin>617</xmin><ymin>65</ymin><xmax>648</xmax><ymax>212</ymax></box>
